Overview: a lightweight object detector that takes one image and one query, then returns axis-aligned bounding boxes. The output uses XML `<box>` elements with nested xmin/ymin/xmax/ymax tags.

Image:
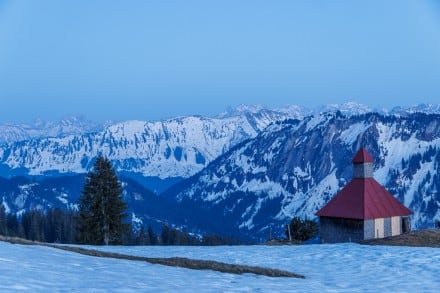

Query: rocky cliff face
<box><xmin>163</xmin><ymin>112</ymin><xmax>440</xmax><ymax>240</ymax></box>
<box><xmin>1</xmin><ymin>105</ymin><xmax>439</xmax><ymax>241</ymax></box>
<box><xmin>0</xmin><ymin>109</ymin><xmax>297</xmax><ymax>180</ymax></box>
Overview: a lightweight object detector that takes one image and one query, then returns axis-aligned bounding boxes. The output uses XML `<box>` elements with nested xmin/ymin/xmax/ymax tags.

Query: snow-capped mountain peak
<box><xmin>0</xmin><ymin>110</ymin><xmax>294</xmax><ymax>179</ymax></box>
<box><xmin>163</xmin><ymin>111</ymin><xmax>440</xmax><ymax>239</ymax></box>
<box><xmin>1</xmin><ymin>104</ymin><xmax>440</xmax><ymax>241</ymax></box>
<box><xmin>217</xmin><ymin>104</ymin><xmax>269</xmax><ymax>118</ymax></box>
<box><xmin>390</xmin><ymin>104</ymin><xmax>440</xmax><ymax>116</ymax></box>
<box><xmin>0</xmin><ymin>115</ymin><xmax>106</xmax><ymax>145</ymax></box>
<box><xmin>318</xmin><ymin>102</ymin><xmax>373</xmax><ymax>116</ymax></box>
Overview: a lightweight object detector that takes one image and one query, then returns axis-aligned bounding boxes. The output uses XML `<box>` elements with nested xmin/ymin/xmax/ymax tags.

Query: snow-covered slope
<box><xmin>0</xmin><ymin>109</ymin><xmax>295</xmax><ymax>179</ymax></box>
<box><xmin>1</xmin><ymin>104</ymin><xmax>440</xmax><ymax>240</ymax></box>
<box><xmin>1</xmin><ymin>103</ymin><xmax>438</xmax><ymax>179</ymax></box>
<box><xmin>164</xmin><ymin>112</ymin><xmax>440</xmax><ymax>239</ymax></box>
<box><xmin>0</xmin><ymin>125</ymin><xmax>31</xmax><ymax>145</ymax></box>
<box><xmin>0</xmin><ymin>242</ymin><xmax>438</xmax><ymax>292</ymax></box>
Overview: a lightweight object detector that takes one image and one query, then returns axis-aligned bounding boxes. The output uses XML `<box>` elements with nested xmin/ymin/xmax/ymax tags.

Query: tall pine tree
<box><xmin>77</xmin><ymin>156</ymin><xmax>130</xmax><ymax>245</ymax></box>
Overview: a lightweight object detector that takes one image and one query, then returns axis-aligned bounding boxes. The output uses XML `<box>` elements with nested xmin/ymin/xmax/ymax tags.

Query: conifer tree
<box><xmin>148</xmin><ymin>225</ymin><xmax>157</xmax><ymax>245</ymax></box>
<box><xmin>77</xmin><ymin>156</ymin><xmax>130</xmax><ymax>245</ymax></box>
<box><xmin>0</xmin><ymin>205</ymin><xmax>6</xmax><ymax>236</ymax></box>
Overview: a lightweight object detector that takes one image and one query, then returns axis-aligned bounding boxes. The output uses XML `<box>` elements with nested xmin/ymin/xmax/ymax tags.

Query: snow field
<box><xmin>1</xmin><ymin>242</ymin><xmax>439</xmax><ymax>292</ymax></box>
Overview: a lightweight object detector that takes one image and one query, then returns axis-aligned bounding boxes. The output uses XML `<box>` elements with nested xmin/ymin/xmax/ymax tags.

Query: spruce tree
<box><xmin>0</xmin><ymin>205</ymin><xmax>6</xmax><ymax>236</ymax></box>
<box><xmin>77</xmin><ymin>156</ymin><xmax>130</xmax><ymax>245</ymax></box>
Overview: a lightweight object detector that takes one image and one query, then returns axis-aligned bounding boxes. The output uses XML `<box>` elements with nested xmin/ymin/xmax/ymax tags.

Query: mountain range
<box><xmin>0</xmin><ymin>103</ymin><xmax>439</xmax><ymax>241</ymax></box>
<box><xmin>0</xmin><ymin>105</ymin><xmax>305</xmax><ymax>193</ymax></box>
<box><xmin>164</xmin><ymin>111</ymin><xmax>440</xmax><ymax>240</ymax></box>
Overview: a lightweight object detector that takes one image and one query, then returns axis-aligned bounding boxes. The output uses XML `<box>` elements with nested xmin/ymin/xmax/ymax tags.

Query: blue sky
<box><xmin>0</xmin><ymin>0</ymin><xmax>439</xmax><ymax>123</ymax></box>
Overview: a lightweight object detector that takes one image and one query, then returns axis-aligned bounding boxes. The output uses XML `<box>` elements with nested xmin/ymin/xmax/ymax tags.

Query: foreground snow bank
<box><xmin>0</xmin><ymin>242</ymin><xmax>439</xmax><ymax>292</ymax></box>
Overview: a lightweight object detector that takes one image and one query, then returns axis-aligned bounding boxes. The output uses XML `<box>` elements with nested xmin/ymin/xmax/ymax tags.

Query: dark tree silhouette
<box><xmin>77</xmin><ymin>156</ymin><xmax>130</xmax><ymax>245</ymax></box>
<box><xmin>285</xmin><ymin>217</ymin><xmax>318</xmax><ymax>242</ymax></box>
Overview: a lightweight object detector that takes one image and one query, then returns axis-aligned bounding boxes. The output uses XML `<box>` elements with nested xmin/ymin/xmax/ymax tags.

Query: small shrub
<box><xmin>285</xmin><ymin>217</ymin><xmax>318</xmax><ymax>242</ymax></box>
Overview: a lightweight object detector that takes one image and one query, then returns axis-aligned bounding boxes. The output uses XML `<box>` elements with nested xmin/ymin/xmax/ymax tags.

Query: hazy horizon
<box><xmin>1</xmin><ymin>1</ymin><xmax>439</xmax><ymax>124</ymax></box>
<box><xmin>1</xmin><ymin>101</ymin><xmax>438</xmax><ymax>126</ymax></box>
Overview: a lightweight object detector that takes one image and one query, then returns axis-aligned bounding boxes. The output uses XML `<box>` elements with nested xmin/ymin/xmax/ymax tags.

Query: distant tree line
<box><xmin>0</xmin><ymin>156</ymin><xmax>241</xmax><ymax>246</ymax></box>
<box><xmin>0</xmin><ymin>205</ymin><xmax>239</xmax><ymax>246</ymax></box>
<box><xmin>0</xmin><ymin>206</ymin><xmax>77</xmax><ymax>243</ymax></box>
<box><xmin>158</xmin><ymin>224</ymin><xmax>242</xmax><ymax>246</ymax></box>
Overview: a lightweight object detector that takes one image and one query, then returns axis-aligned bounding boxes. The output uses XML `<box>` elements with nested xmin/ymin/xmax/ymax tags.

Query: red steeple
<box><xmin>316</xmin><ymin>147</ymin><xmax>412</xmax><ymax>220</ymax></box>
<box><xmin>352</xmin><ymin>147</ymin><xmax>374</xmax><ymax>163</ymax></box>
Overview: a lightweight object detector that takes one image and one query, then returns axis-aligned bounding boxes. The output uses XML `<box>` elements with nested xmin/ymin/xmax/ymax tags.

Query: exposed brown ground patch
<box><xmin>360</xmin><ymin>229</ymin><xmax>440</xmax><ymax>248</ymax></box>
<box><xmin>0</xmin><ymin>235</ymin><xmax>304</xmax><ymax>278</ymax></box>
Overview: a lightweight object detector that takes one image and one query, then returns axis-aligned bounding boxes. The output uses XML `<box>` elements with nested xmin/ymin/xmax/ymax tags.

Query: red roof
<box><xmin>315</xmin><ymin>178</ymin><xmax>412</xmax><ymax>220</ymax></box>
<box><xmin>352</xmin><ymin>147</ymin><xmax>374</xmax><ymax>163</ymax></box>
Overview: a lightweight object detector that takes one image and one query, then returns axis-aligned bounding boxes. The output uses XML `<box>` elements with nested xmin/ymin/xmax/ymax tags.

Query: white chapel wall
<box><xmin>374</xmin><ymin>218</ymin><xmax>384</xmax><ymax>238</ymax></box>
<box><xmin>391</xmin><ymin>216</ymin><xmax>401</xmax><ymax>236</ymax></box>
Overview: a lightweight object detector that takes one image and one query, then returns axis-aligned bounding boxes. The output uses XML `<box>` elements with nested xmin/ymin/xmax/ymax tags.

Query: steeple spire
<box><xmin>352</xmin><ymin>147</ymin><xmax>373</xmax><ymax>178</ymax></box>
